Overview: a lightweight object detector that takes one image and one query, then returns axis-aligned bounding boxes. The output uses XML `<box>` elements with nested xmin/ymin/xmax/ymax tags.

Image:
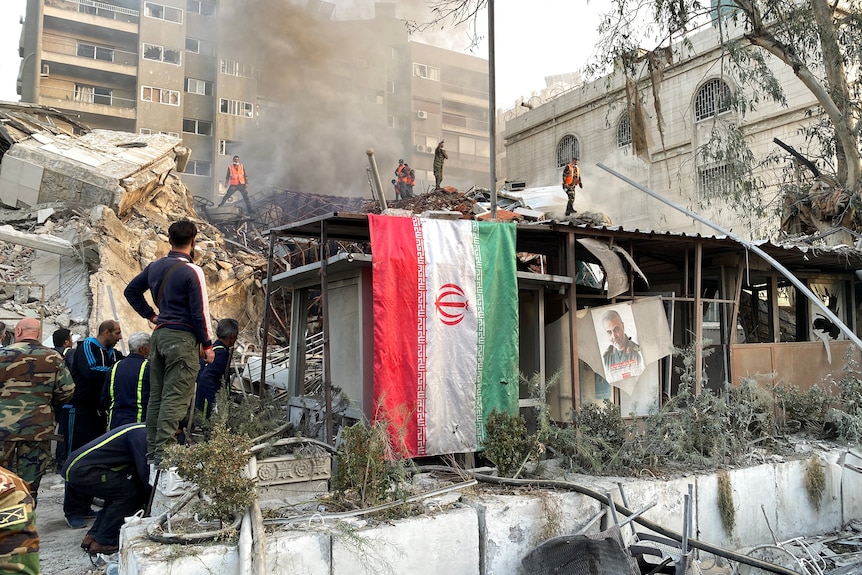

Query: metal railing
<box><xmin>46</xmin><ymin>0</ymin><xmax>140</xmax><ymax>19</ymax></box>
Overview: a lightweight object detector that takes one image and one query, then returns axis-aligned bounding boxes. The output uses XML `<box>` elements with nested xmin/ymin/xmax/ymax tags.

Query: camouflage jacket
<box><xmin>0</xmin><ymin>466</ymin><xmax>39</xmax><ymax>575</ymax></box>
<box><xmin>0</xmin><ymin>340</ymin><xmax>75</xmax><ymax>442</ymax></box>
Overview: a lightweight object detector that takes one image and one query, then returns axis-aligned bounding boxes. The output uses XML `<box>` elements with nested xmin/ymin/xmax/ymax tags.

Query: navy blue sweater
<box><xmin>124</xmin><ymin>251</ymin><xmax>213</xmax><ymax>349</ymax></box>
<box><xmin>62</xmin><ymin>423</ymin><xmax>150</xmax><ymax>487</ymax></box>
<box><xmin>100</xmin><ymin>353</ymin><xmax>150</xmax><ymax>429</ymax></box>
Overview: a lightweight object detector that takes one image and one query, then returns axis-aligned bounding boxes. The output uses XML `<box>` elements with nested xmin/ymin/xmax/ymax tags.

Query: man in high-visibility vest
<box><xmin>219</xmin><ymin>155</ymin><xmax>254</xmax><ymax>214</ymax></box>
<box><xmin>100</xmin><ymin>332</ymin><xmax>151</xmax><ymax>430</ymax></box>
<box><xmin>562</xmin><ymin>157</ymin><xmax>583</xmax><ymax>216</ymax></box>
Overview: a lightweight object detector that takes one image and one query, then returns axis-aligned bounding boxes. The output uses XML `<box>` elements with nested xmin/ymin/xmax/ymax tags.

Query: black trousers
<box><xmin>63</xmin><ymin>406</ymin><xmax>105</xmax><ymax>518</ymax></box>
<box><xmin>220</xmin><ymin>184</ymin><xmax>254</xmax><ymax>213</ymax></box>
<box><xmin>67</xmin><ymin>465</ymin><xmax>149</xmax><ymax>546</ymax></box>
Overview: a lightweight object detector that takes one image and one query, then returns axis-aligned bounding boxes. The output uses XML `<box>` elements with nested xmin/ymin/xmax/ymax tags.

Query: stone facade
<box><xmin>504</xmin><ymin>19</ymin><xmax>823</xmax><ymax>240</ymax></box>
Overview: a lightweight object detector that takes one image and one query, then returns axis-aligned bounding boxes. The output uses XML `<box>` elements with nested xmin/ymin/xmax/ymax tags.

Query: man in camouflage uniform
<box><xmin>0</xmin><ymin>318</ymin><xmax>75</xmax><ymax>506</ymax></box>
<box><xmin>0</xmin><ymin>466</ymin><xmax>38</xmax><ymax>575</ymax></box>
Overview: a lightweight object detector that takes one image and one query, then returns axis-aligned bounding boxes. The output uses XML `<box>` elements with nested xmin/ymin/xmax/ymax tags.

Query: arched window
<box><xmin>556</xmin><ymin>135</ymin><xmax>580</xmax><ymax>167</ymax></box>
<box><xmin>694</xmin><ymin>79</ymin><xmax>732</xmax><ymax>122</ymax></box>
<box><xmin>616</xmin><ymin>113</ymin><xmax>632</xmax><ymax>147</ymax></box>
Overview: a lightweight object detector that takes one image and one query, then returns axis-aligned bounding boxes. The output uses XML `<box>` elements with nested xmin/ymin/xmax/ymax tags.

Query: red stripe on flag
<box><xmin>369</xmin><ymin>215</ymin><xmax>420</xmax><ymax>457</ymax></box>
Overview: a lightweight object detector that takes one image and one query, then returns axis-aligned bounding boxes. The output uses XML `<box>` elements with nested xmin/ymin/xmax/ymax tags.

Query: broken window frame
<box><xmin>184</xmin><ymin>160</ymin><xmax>212</xmax><ymax>177</ymax></box>
<box><xmin>144</xmin><ymin>2</ymin><xmax>183</xmax><ymax>23</ymax></box>
<box><xmin>218</xmin><ymin>140</ymin><xmax>242</xmax><ymax>156</ymax></box>
<box><xmin>73</xmin><ymin>84</ymin><xmax>112</xmax><ymax>106</ymax></box>
<box><xmin>219</xmin><ymin>98</ymin><xmax>253</xmax><ymax>118</ymax></box>
<box><xmin>694</xmin><ymin>78</ymin><xmax>732</xmax><ymax>122</ymax></box>
<box><xmin>76</xmin><ymin>41</ymin><xmax>114</xmax><ymax>62</ymax></box>
<box><xmin>219</xmin><ymin>59</ymin><xmax>255</xmax><ymax>79</ymax></box>
<box><xmin>556</xmin><ymin>135</ymin><xmax>580</xmax><ymax>167</ymax></box>
<box><xmin>184</xmin><ymin>77</ymin><xmax>213</xmax><ymax>96</ymax></box>
<box><xmin>143</xmin><ymin>43</ymin><xmax>181</xmax><ymax>65</ymax></box>
<box><xmin>141</xmin><ymin>86</ymin><xmax>180</xmax><ymax>106</ymax></box>
<box><xmin>182</xmin><ymin>118</ymin><xmax>212</xmax><ymax>136</ymax></box>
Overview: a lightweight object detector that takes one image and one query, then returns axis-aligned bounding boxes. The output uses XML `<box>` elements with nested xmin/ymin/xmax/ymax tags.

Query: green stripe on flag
<box><xmin>476</xmin><ymin>221</ymin><xmax>519</xmax><ymax>442</ymax></box>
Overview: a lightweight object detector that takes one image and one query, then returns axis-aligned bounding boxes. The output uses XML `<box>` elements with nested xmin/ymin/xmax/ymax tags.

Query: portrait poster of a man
<box><xmin>596</xmin><ymin>307</ymin><xmax>645</xmax><ymax>383</ymax></box>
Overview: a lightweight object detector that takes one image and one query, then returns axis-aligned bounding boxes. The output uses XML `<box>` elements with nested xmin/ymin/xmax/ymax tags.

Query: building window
<box><xmin>219</xmin><ymin>98</ymin><xmax>253</xmax><ymax>117</ymax></box>
<box><xmin>187</xmin><ymin>0</ymin><xmax>215</xmax><ymax>16</ymax></box>
<box><xmin>617</xmin><ymin>113</ymin><xmax>632</xmax><ymax>147</ymax></box>
<box><xmin>219</xmin><ymin>140</ymin><xmax>242</xmax><ymax>155</ymax></box>
<box><xmin>184</xmin><ymin>160</ymin><xmax>212</xmax><ymax>177</ymax></box>
<box><xmin>139</xmin><ymin>128</ymin><xmax>152</xmax><ymax>134</ymax></box>
<box><xmin>413</xmin><ymin>63</ymin><xmax>440</xmax><ymax>81</ymax></box>
<box><xmin>78</xmin><ymin>3</ymin><xmax>116</xmax><ymax>18</ymax></box>
<box><xmin>74</xmin><ymin>84</ymin><xmax>112</xmax><ymax>105</ymax></box>
<box><xmin>219</xmin><ymin>59</ymin><xmax>254</xmax><ymax>78</ymax></box>
<box><xmin>184</xmin><ymin>78</ymin><xmax>213</xmax><ymax>96</ymax></box>
<box><xmin>182</xmin><ymin>118</ymin><xmax>212</xmax><ymax>136</ymax></box>
<box><xmin>76</xmin><ymin>42</ymin><xmax>114</xmax><ymax>62</ymax></box>
<box><xmin>556</xmin><ymin>135</ymin><xmax>580</xmax><ymax>167</ymax></box>
<box><xmin>143</xmin><ymin>43</ymin><xmax>181</xmax><ymax>65</ymax></box>
<box><xmin>697</xmin><ymin>164</ymin><xmax>732</xmax><ymax>199</ymax></box>
<box><xmin>694</xmin><ymin>79</ymin><xmax>732</xmax><ymax>122</ymax></box>
<box><xmin>160</xmin><ymin>131</ymin><xmax>180</xmax><ymax>137</ymax></box>
<box><xmin>387</xmin><ymin>116</ymin><xmax>403</xmax><ymax>129</ymax></box>
<box><xmin>144</xmin><ymin>2</ymin><xmax>183</xmax><ymax>23</ymax></box>
<box><xmin>141</xmin><ymin>86</ymin><xmax>180</xmax><ymax>106</ymax></box>
<box><xmin>185</xmin><ymin>38</ymin><xmax>199</xmax><ymax>53</ymax></box>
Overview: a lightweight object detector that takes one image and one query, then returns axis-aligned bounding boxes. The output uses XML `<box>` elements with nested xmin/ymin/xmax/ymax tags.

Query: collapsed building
<box><xmin>0</xmin><ymin>101</ymin><xmax>265</xmax><ymax>344</ymax></box>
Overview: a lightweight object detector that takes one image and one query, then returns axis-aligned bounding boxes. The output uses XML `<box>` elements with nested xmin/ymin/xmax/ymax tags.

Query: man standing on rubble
<box><xmin>64</xmin><ymin>320</ymin><xmax>123</xmax><ymax>529</ymax></box>
<box><xmin>395</xmin><ymin>159</ymin><xmax>407</xmax><ymax>200</ymax></box>
<box><xmin>124</xmin><ymin>220</ymin><xmax>215</xmax><ymax>465</ymax></box>
<box><xmin>0</xmin><ymin>318</ymin><xmax>74</xmax><ymax>507</ymax></box>
<box><xmin>101</xmin><ymin>332</ymin><xmax>151</xmax><ymax>430</ymax></box>
<box><xmin>219</xmin><ymin>155</ymin><xmax>254</xmax><ymax>215</ymax></box>
<box><xmin>562</xmin><ymin>157</ymin><xmax>583</xmax><ymax>216</ymax></box>
<box><xmin>433</xmin><ymin>140</ymin><xmax>448</xmax><ymax>190</ymax></box>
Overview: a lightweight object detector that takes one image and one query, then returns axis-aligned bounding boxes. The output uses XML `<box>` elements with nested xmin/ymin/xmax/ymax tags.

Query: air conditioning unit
<box><xmin>40</xmin><ymin>63</ymin><xmax>49</xmax><ymax>77</ymax></box>
<box><xmin>417</xmin><ymin>110</ymin><xmax>428</xmax><ymax>119</ymax></box>
<box><xmin>415</xmin><ymin>144</ymin><xmax>425</xmax><ymax>153</ymax></box>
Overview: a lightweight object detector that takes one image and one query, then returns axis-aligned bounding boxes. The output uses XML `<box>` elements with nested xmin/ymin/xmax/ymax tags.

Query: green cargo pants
<box><xmin>146</xmin><ymin>328</ymin><xmax>199</xmax><ymax>462</ymax></box>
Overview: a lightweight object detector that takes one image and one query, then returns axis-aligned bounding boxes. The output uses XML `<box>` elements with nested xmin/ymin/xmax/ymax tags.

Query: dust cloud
<box><xmin>219</xmin><ymin>0</ymin><xmax>482</xmax><ymax>198</ymax></box>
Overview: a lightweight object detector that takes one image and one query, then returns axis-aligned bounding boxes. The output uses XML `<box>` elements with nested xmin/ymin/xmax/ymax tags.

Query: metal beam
<box><xmin>597</xmin><ymin>163</ymin><xmax>862</xmax><ymax>351</ymax></box>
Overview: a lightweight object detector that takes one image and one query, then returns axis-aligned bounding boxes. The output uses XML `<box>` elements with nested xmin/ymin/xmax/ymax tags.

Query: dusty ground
<box><xmin>36</xmin><ymin>473</ymin><xmax>110</xmax><ymax>575</ymax></box>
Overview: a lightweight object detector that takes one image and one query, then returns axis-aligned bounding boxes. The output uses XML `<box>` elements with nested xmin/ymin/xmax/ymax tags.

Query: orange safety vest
<box><xmin>563</xmin><ymin>163</ymin><xmax>580</xmax><ymax>186</ymax></box>
<box><xmin>405</xmin><ymin>169</ymin><xmax>415</xmax><ymax>186</ymax></box>
<box><xmin>228</xmin><ymin>163</ymin><xmax>246</xmax><ymax>185</ymax></box>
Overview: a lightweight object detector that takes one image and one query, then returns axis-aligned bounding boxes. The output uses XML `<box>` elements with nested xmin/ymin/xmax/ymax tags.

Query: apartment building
<box><xmin>18</xmin><ymin>1</ymin><xmax>492</xmax><ymax>201</ymax></box>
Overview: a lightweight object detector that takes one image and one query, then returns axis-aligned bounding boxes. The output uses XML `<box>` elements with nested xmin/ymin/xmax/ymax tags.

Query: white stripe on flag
<box><xmin>422</xmin><ymin>219</ymin><xmax>480</xmax><ymax>454</ymax></box>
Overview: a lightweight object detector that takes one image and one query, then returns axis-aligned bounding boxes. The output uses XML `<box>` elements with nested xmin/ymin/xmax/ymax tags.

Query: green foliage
<box><xmin>482</xmin><ymin>409</ymin><xmax>535</xmax><ymax>477</ymax></box>
<box><xmin>163</xmin><ymin>424</ymin><xmax>256</xmax><ymax>522</ymax></box>
<box><xmin>827</xmin><ymin>351</ymin><xmax>862</xmax><ymax>443</ymax></box>
<box><xmin>804</xmin><ymin>456</ymin><xmax>826</xmax><ymax>511</ymax></box>
<box><xmin>332</xmin><ymin>422</ymin><xmax>410</xmax><ymax>508</ymax></box>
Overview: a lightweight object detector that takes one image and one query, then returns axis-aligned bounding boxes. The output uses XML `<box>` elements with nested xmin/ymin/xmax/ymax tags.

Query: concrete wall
<box><xmin>122</xmin><ymin>452</ymin><xmax>862</xmax><ymax>575</ymax></box>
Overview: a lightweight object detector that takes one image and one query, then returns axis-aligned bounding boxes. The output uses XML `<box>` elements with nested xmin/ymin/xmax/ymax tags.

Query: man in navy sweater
<box><xmin>124</xmin><ymin>220</ymin><xmax>214</xmax><ymax>465</ymax></box>
<box><xmin>101</xmin><ymin>332</ymin><xmax>151</xmax><ymax>429</ymax></box>
<box><xmin>63</xmin><ymin>423</ymin><xmax>149</xmax><ymax>555</ymax></box>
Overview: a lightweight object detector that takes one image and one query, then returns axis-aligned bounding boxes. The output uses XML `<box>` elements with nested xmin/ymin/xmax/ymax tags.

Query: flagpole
<box><xmin>488</xmin><ymin>0</ymin><xmax>497</xmax><ymax>219</ymax></box>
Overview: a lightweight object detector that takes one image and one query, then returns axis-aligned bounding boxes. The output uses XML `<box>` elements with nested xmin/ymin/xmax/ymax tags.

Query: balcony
<box><xmin>44</xmin><ymin>0</ymin><xmax>139</xmax><ymax>35</ymax></box>
<box><xmin>42</xmin><ymin>34</ymin><xmax>137</xmax><ymax>78</ymax></box>
<box><xmin>39</xmin><ymin>84</ymin><xmax>136</xmax><ymax>120</ymax></box>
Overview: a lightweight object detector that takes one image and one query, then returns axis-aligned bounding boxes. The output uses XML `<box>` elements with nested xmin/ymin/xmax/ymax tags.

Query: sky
<box><xmin>0</xmin><ymin>0</ymin><xmax>612</xmax><ymax>105</ymax></box>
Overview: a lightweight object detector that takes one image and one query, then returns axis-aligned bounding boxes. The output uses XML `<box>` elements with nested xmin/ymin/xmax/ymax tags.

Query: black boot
<box><xmin>565</xmin><ymin>200</ymin><xmax>574</xmax><ymax>216</ymax></box>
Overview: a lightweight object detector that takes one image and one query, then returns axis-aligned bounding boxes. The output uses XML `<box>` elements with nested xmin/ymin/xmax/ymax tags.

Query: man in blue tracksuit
<box><xmin>63</xmin><ymin>423</ymin><xmax>149</xmax><ymax>555</ymax></box>
<box><xmin>194</xmin><ymin>318</ymin><xmax>238</xmax><ymax>420</ymax></box>
<box><xmin>124</xmin><ymin>220</ymin><xmax>215</xmax><ymax>465</ymax></box>
<box><xmin>101</xmin><ymin>332</ymin><xmax>151</xmax><ymax>430</ymax></box>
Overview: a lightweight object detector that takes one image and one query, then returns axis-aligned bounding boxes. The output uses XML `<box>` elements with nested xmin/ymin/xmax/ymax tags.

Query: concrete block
<box><xmin>616</xmin><ymin>475</ymin><xmax>693</xmax><ymax>539</ymax></box>
<box><xmin>267</xmin><ymin>530</ymin><xmax>330</xmax><ymax>575</ymax></box>
<box><xmin>331</xmin><ymin>506</ymin><xmax>479</xmax><ymax>575</ymax></box>
<box><xmin>841</xmin><ymin>450</ymin><xmax>862</xmax><ymax>523</ymax></box>
<box><xmin>121</xmin><ymin>519</ymin><xmax>238</xmax><ymax>575</ymax></box>
<box><xmin>19</xmin><ymin>160</ymin><xmax>43</xmax><ymax>191</ymax></box>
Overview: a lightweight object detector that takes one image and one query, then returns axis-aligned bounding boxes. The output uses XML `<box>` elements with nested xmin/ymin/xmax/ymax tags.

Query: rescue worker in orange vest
<box><xmin>219</xmin><ymin>156</ymin><xmax>254</xmax><ymax>214</ymax></box>
<box><xmin>562</xmin><ymin>157</ymin><xmax>583</xmax><ymax>216</ymax></box>
<box><xmin>403</xmin><ymin>164</ymin><xmax>415</xmax><ymax>199</ymax></box>
<box><xmin>394</xmin><ymin>159</ymin><xmax>407</xmax><ymax>200</ymax></box>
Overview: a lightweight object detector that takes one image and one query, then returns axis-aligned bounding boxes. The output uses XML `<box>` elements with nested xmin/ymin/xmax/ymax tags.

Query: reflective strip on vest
<box><xmin>106</xmin><ymin>359</ymin><xmax>148</xmax><ymax>428</ymax></box>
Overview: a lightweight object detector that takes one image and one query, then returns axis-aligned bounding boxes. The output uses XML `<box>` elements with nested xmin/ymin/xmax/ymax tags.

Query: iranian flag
<box><xmin>369</xmin><ymin>215</ymin><xmax>519</xmax><ymax>458</ymax></box>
